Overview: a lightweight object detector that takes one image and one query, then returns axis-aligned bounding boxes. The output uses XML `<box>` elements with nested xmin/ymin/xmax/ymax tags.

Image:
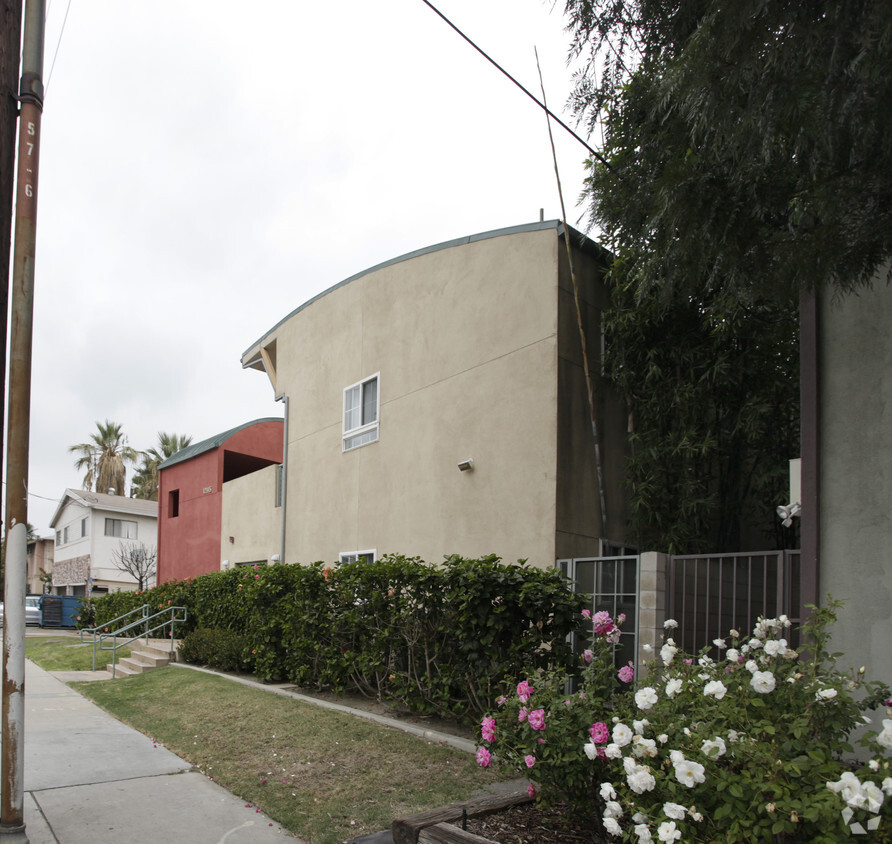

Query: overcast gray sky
<box><xmin>16</xmin><ymin>0</ymin><xmax>594</xmax><ymax>533</ymax></box>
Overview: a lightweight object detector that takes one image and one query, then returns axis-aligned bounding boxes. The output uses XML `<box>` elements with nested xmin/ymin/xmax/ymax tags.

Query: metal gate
<box><xmin>667</xmin><ymin>550</ymin><xmax>801</xmax><ymax>654</ymax></box>
<box><xmin>559</xmin><ymin>555</ymin><xmax>640</xmax><ymax>669</ymax></box>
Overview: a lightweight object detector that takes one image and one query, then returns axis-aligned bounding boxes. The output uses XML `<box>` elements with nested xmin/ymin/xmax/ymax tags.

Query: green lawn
<box><xmin>25</xmin><ymin>635</ymin><xmax>130</xmax><ymax>672</ymax></box>
<box><xmin>38</xmin><ymin>654</ymin><xmax>510</xmax><ymax>843</ymax></box>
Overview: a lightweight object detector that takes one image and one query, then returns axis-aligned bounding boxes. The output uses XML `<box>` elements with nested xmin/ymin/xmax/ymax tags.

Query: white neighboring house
<box><xmin>48</xmin><ymin>489</ymin><xmax>158</xmax><ymax>596</ymax></box>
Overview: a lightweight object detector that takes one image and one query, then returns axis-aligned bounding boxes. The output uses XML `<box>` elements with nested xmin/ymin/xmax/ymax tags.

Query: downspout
<box><xmin>275</xmin><ymin>394</ymin><xmax>288</xmax><ymax>564</ymax></box>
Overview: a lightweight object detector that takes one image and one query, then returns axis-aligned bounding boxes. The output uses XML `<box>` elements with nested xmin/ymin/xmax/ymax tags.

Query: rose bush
<box><xmin>480</xmin><ymin>600</ymin><xmax>892</xmax><ymax>842</ymax></box>
<box><xmin>476</xmin><ymin>610</ymin><xmax>634</xmax><ymax>814</ymax></box>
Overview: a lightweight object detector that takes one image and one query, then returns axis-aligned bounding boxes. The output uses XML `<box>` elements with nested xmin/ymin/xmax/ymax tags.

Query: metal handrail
<box><xmin>80</xmin><ymin>603</ymin><xmax>149</xmax><ymax>643</ymax></box>
<box><xmin>84</xmin><ymin>604</ymin><xmax>187</xmax><ymax>677</ymax></box>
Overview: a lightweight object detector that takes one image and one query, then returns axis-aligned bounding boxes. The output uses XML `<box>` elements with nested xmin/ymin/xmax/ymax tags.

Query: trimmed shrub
<box><xmin>179</xmin><ymin>627</ymin><xmax>252</xmax><ymax>673</ymax></box>
<box><xmin>81</xmin><ymin>554</ymin><xmax>584</xmax><ymax>722</ymax></box>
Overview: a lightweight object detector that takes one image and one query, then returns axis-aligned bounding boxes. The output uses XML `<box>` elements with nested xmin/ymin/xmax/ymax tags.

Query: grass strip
<box><xmin>25</xmin><ymin>635</ymin><xmax>130</xmax><ymax>671</ymax></box>
<box><xmin>72</xmin><ymin>667</ymin><xmax>508</xmax><ymax>843</ymax></box>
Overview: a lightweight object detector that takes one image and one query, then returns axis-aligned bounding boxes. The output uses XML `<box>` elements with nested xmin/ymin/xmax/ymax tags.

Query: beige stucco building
<box><xmin>242</xmin><ymin>220</ymin><xmax>629</xmax><ymax>569</ymax></box>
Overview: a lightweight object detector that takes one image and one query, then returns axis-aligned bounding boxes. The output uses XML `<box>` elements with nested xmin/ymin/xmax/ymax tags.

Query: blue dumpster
<box><xmin>39</xmin><ymin>595</ymin><xmax>81</xmax><ymax>628</ymax></box>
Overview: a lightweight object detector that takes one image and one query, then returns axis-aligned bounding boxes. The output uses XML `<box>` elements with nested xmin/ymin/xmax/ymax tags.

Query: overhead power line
<box><xmin>417</xmin><ymin>0</ymin><xmax>611</xmax><ymax>168</ymax></box>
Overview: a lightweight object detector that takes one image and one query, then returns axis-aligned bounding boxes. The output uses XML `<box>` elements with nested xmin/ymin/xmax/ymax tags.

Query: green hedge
<box><xmin>179</xmin><ymin>627</ymin><xmax>252</xmax><ymax>673</ymax></box>
<box><xmin>79</xmin><ymin>554</ymin><xmax>585</xmax><ymax>722</ymax></box>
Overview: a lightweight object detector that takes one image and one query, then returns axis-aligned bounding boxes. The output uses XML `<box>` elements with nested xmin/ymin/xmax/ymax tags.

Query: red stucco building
<box><xmin>156</xmin><ymin>418</ymin><xmax>284</xmax><ymax>582</ymax></box>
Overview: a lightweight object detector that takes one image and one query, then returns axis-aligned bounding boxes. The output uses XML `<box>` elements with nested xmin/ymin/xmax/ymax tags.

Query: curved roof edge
<box><xmin>158</xmin><ymin>417</ymin><xmax>283</xmax><ymax>471</ymax></box>
<box><xmin>241</xmin><ymin>219</ymin><xmax>606</xmax><ymax>365</ymax></box>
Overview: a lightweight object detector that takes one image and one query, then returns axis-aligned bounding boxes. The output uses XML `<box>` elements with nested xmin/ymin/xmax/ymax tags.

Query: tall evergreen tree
<box><xmin>564</xmin><ymin>0</ymin><xmax>892</xmax><ymax>301</ymax></box>
<box><xmin>555</xmin><ymin>0</ymin><xmax>892</xmax><ymax>550</ymax></box>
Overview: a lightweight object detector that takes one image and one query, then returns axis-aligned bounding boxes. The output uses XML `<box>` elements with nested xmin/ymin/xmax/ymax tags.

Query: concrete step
<box><xmin>127</xmin><ymin>647</ymin><xmax>171</xmax><ymax>668</ymax></box>
<box><xmin>107</xmin><ymin>657</ymin><xmax>150</xmax><ymax>676</ymax></box>
<box><xmin>106</xmin><ymin>638</ymin><xmax>182</xmax><ymax>678</ymax></box>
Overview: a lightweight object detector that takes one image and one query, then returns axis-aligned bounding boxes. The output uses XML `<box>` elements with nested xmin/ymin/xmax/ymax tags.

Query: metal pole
<box><xmin>275</xmin><ymin>395</ymin><xmax>288</xmax><ymax>564</ymax></box>
<box><xmin>2</xmin><ymin>1</ymin><xmax>44</xmax><ymax>839</ymax></box>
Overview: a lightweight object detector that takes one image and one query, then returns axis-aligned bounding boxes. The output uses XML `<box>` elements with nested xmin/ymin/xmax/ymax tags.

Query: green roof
<box><xmin>158</xmin><ymin>418</ymin><xmax>282</xmax><ymax>470</ymax></box>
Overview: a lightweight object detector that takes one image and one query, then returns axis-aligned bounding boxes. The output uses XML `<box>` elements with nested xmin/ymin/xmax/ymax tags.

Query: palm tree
<box><xmin>131</xmin><ymin>432</ymin><xmax>192</xmax><ymax>500</ymax></box>
<box><xmin>69</xmin><ymin>420</ymin><xmax>139</xmax><ymax>496</ymax></box>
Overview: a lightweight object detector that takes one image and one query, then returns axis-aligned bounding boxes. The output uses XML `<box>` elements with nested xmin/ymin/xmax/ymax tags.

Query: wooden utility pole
<box><xmin>2</xmin><ymin>1</ymin><xmax>44</xmax><ymax>839</ymax></box>
<box><xmin>0</xmin><ymin>1</ymin><xmax>24</xmax><ymax>558</ymax></box>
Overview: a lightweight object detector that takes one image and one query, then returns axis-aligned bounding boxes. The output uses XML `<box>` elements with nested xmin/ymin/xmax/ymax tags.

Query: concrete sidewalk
<box><xmin>2</xmin><ymin>660</ymin><xmax>298</xmax><ymax>843</ymax></box>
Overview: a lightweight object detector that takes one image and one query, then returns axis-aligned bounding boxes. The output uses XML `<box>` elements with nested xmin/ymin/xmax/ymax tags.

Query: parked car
<box><xmin>0</xmin><ymin>597</ymin><xmax>44</xmax><ymax>627</ymax></box>
<box><xmin>26</xmin><ymin>596</ymin><xmax>41</xmax><ymax>626</ymax></box>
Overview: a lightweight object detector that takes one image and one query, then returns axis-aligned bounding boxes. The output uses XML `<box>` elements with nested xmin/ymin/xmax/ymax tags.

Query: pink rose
<box><xmin>589</xmin><ymin>722</ymin><xmax>610</xmax><ymax>743</ymax></box>
<box><xmin>475</xmin><ymin>747</ymin><xmax>491</xmax><ymax>768</ymax></box>
<box><xmin>592</xmin><ymin>611</ymin><xmax>616</xmax><ymax>635</ymax></box>
<box><xmin>517</xmin><ymin>680</ymin><xmax>534</xmax><ymax>703</ymax></box>
<box><xmin>480</xmin><ymin>716</ymin><xmax>496</xmax><ymax>743</ymax></box>
<box><xmin>583</xmin><ymin>649</ymin><xmax>594</xmax><ymax>664</ymax></box>
<box><xmin>527</xmin><ymin>709</ymin><xmax>546</xmax><ymax>731</ymax></box>
<box><xmin>618</xmin><ymin>663</ymin><xmax>635</xmax><ymax>684</ymax></box>
<box><xmin>518</xmin><ymin>707</ymin><xmax>529</xmax><ymax>723</ymax></box>
<box><xmin>524</xmin><ymin>755</ymin><xmax>536</xmax><ymax>769</ymax></box>
<box><xmin>527</xmin><ymin>782</ymin><xmax>537</xmax><ymax>799</ymax></box>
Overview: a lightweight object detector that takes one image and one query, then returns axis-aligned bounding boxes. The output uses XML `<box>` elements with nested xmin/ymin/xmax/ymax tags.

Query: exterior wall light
<box><xmin>457</xmin><ymin>459</ymin><xmax>474</xmax><ymax>472</ymax></box>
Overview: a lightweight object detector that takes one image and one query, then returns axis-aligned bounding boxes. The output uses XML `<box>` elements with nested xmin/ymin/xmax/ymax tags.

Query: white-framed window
<box><xmin>63</xmin><ymin>525</ymin><xmax>70</xmax><ymax>544</ymax></box>
<box><xmin>81</xmin><ymin>518</ymin><xmax>89</xmax><ymax>538</ymax></box>
<box><xmin>55</xmin><ymin>530</ymin><xmax>61</xmax><ymax>547</ymax></box>
<box><xmin>343</xmin><ymin>374</ymin><xmax>379</xmax><ymax>452</ymax></box>
<box><xmin>104</xmin><ymin>518</ymin><xmax>137</xmax><ymax>539</ymax></box>
<box><xmin>339</xmin><ymin>550</ymin><xmax>376</xmax><ymax>566</ymax></box>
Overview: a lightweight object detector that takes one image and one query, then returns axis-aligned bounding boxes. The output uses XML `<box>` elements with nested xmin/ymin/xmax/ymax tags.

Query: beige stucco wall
<box><xmin>273</xmin><ymin>226</ymin><xmax>564</xmax><ymax>567</ymax></box>
<box><xmin>818</xmin><ymin>279</ymin><xmax>892</xmax><ymax>686</ymax></box>
<box><xmin>221</xmin><ymin>464</ymin><xmax>283</xmax><ymax>566</ymax></box>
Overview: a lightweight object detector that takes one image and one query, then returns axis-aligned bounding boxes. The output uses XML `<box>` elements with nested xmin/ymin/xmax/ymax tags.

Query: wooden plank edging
<box><xmin>392</xmin><ymin>789</ymin><xmax>531</xmax><ymax>844</ymax></box>
<box><xmin>418</xmin><ymin>822</ymin><xmax>496</xmax><ymax>843</ymax></box>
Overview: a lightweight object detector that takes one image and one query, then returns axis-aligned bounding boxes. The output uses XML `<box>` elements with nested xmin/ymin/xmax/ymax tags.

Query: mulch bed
<box><xmin>463</xmin><ymin>802</ymin><xmax>607</xmax><ymax>843</ymax></box>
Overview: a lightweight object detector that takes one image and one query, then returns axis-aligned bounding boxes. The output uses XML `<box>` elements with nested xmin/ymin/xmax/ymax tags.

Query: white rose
<box><xmin>662</xmin><ymin>802</ymin><xmax>686</xmax><ymax>820</ymax></box>
<box><xmin>673</xmin><ymin>758</ymin><xmax>706</xmax><ymax>787</ymax></box>
<box><xmin>701</xmin><ymin>736</ymin><xmax>727</xmax><ymax>758</ymax></box>
<box><xmin>604</xmin><ymin>800</ymin><xmax>623</xmax><ymax>819</ymax></box>
<box><xmin>763</xmin><ymin>638</ymin><xmax>788</xmax><ymax>657</ymax></box>
<box><xmin>750</xmin><ymin>670</ymin><xmax>776</xmax><ymax>694</ymax></box>
<box><xmin>877</xmin><ymin>719</ymin><xmax>892</xmax><ymax>750</ymax></box>
<box><xmin>613</xmin><ymin>723</ymin><xmax>633</xmax><ymax>747</ymax></box>
<box><xmin>657</xmin><ymin>820</ymin><xmax>681</xmax><ymax>842</ymax></box>
<box><xmin>635</xmin><ymin>687</ymin><xmax>659</xmax><ymax>710</ymax></box>
<box><xmin>603</xmin><ymin>816</ymin><xmax>622</xmax><ymax>837</ymax></box>
<box><xmin>634</xmin><ymin>823</ymin><xmax>653</xmax><ymax>843</ymax></box>
<box><xmin>703</xmin><ymin>680</ymin><xmax>727</xmax><ymax>700</ymax></box>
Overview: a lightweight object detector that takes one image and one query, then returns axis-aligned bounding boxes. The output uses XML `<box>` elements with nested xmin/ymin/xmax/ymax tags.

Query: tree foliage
<box><xmin>131</xmin><ymin>432</ymin><xmax>192</xmax><ymax>500</ymax></box>
<box><xmin>605</xmin><ymin>281</ymin><xmax>799</xmax><ymax>553</ymax></box>
<box><xmin>558</xmin><ymin>0</ymin><xmax>890</xmax><ymax>551</ymax></box>
<box><xmin>565</xmin><ymin>0</ymin><xmax>892</xmax><ymax>302</ymax></box>
<box><xmin>110</xmin><ymin>541</ymin><xmax>157</xmax><ymax>591</ymax></box>
<box><xmin>69</xmin><ymin>420</ymin><xmax>138</xmax><ymax>496</ymax></box>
